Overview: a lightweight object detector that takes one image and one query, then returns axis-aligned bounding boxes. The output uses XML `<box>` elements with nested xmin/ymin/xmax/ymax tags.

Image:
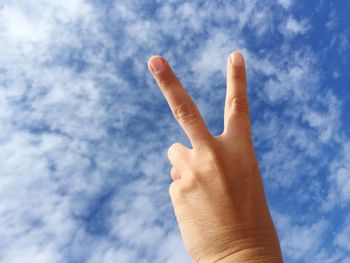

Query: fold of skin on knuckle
<box><xmin>173</xmin><ymin>100</ymin><xmax>198</xmax><ymax>126</ymax></box>
<box><xmin>158</xmin><ymin>75</ymin><xmax>178</xmax><ymax>91</ymax></box>
<box><xmin>228</xmin><ymin>96</ymin><xmax>249</xmax><ymax>114</ymax></box>
<box><xmin>179</xmin><ymin>170</ymin><xmax>202</xmax><ymax>194</ymax></box>
<box><xmin>170</xmin><ymin>152</ymin><xmax>203</xmax><ymax>195</ymax></box>
<box><xmin>185</xmin><ymin>147</ymin><xmax>226</xmax><ymax>191</ymax></box>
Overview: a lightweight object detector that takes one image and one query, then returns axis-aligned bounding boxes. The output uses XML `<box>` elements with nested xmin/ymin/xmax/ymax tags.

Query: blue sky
<box><xmin>0</xmin><ymin>0</ymin><xmax>349</xmax><ymax>262</ymax></box>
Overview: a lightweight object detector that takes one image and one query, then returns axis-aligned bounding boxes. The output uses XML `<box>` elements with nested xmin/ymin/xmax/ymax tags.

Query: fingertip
<box><xmin>229</xmin><ymin>51</ymin><xmax>245</xmax><ymax>67</ymax></box>
<box><xmin>148</xmin><ymin>55</ymin><xmax>167</xmax><ymax>74</ymax></box>
<box><xmin>227</xmin><ymin>51</ymin><xmax>247</xmax><ymax>81</ymax></box>
<box><xmin>148</xmin><ymin>54</ymin><xmax>162</xmax><ymax>64</ymax></box>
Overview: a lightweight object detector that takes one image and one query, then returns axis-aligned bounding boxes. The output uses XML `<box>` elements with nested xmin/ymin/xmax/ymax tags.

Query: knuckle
<box><xmin>202</xmin><ymin>149</ymin><xmax>221</xmax><ymax>172</ymax></box>
<box><xmin>158</xmin><ymin>76</ymin><xmax>178</xmax><ymax>90</ymax></box>
<box><xmin>167</xmin><ymin>143</ymin><xmax>180</xmax><ymax>159</ymax></box>
<box><xmin>181</xmin><ymin>170</ymin><xmax>203</xmax><ymax>192</ymax></box>
<box><xmin>194</xmin><ymin>146</ymin><xmax>224</xmax><ymax>179</ymax></box>
<box><xmin>204</xmin><ymin>148</ymin><xmax>220</xmax><ymax>165</ymax></box>
<box><xmin>167</xmin><ymin>143</ymin><xmax>175</xmax><ymax>157</ymax></box>
<box><xmin>228</xmin><ymin>96</ymin><xmax>249</xmax><ymax>114</ymax></box>
<box><xmin>174</xmin><ymin>100</ymin><xmax>198</xmax><ymax>126</ymax></box>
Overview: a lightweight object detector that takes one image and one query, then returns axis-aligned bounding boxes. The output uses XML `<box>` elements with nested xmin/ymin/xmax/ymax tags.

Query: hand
<box><xmin>148</xmin><ymin>52</ymin><xmax>284</xmax><ymax>263</ymax></box>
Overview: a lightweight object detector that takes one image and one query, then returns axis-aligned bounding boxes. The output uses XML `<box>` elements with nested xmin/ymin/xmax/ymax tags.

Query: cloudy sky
<box><xmin>0</xmin><ymin>0</ymin><xmax>349</xmax><ymax>262</ymax></box>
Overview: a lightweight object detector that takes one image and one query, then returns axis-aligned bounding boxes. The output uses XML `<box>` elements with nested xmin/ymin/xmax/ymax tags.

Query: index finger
<box><xmin>148</xmin><ymin>55</ymin><xmax>212</xmax><ymax>147</ymax></box>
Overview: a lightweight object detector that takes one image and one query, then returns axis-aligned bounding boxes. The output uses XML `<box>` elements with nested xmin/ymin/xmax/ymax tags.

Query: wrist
<box><xmin>214</xmin><ymin>247</ymin><xmax>283</xmax><ymax>263</ymax></box>
<box><xmin>195</xmin><ymin>224</ymin><xmax>284</xmax><ymax>263</ymax></box>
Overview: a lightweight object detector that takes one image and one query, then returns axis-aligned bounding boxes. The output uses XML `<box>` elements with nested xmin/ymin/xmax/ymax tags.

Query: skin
<box><xmin>147</xmin><ymin>51</ymin><xmax>284</xmax><ymax>263</ymax></box>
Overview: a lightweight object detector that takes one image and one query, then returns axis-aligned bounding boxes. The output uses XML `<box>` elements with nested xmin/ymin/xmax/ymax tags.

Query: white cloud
<box><xmin>0</xmin><ymin>0</ymin><xmax>118</xmax><ymax>261</ymax></box>
<box><xmin>0</xmin><ymin>7</ymin><xmax>50</xmax><ymax>42</ymax></box>
<box><xmin>282</xmin><ymin>16</ymin><xmax>310</xmax><ymax>36</ymax></box>
<box><xmin>250</xmin><ymin>49</ymin><xmax>343</xmax><ymax>190</ymax></box>
<box><xmin>334</xmin><ymin>216</ymin><xmax>350</xmax><ymax>251</ymax></box>
<box><xmin>326</xmin><ymin>5</ymin><xmax>337</xmax><ymax>31</ymax></box>
<box><xmin>277</xmin><ymin>0</ymin><xmax>293</xmax><ymax>9</ymax></box>
<box><xmin>272</xmin><ymin>210</ymin><xmax>328</xmax><ymax>261</ymax></box>
<box><xmin>330</xmin><ymin>33</ymin><xmax>350</xmax><ymax>56</ymax></box>
<box><xmin>0</xmin><ymin>0</ymin><xmax>349</xmax><ymax>262</ymax></box>
<box><xmin>323</xmin><ymin>142</ymin><xmax>350</xmax><ymax>210</ymax></box>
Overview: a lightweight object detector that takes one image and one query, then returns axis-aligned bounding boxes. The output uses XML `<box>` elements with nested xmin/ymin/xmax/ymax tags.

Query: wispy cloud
<box><xmin>282</xmin><ymin>16</ymin><xmax>310</xmax><ymax>36</ymax></box>
<box><xmin>0</xmin><ymin>1</ymin><xmax>349</xmax><ymax>262</ymax></box>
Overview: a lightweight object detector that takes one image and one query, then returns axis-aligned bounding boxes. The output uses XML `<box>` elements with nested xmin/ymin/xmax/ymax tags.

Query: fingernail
<box><xmin>230</xmin><ymin>52</ymin><xmax>243</xmax><ymax>66</ymax></box>
<box><xmin>149</xmin><ymin>56</ymin><xmax>165</xmax><ymax>73</ymax></box>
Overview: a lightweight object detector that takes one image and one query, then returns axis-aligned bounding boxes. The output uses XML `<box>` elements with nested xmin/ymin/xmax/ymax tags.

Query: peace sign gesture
<box><xmin>148</xmin><ymin>52</ymin><xmax>283</xmax><ymax>263</ymax></box>
<box><xmin>148</xmin><ymin>52</ymin><xmax>250</xmax><ymax>149</ymax></box>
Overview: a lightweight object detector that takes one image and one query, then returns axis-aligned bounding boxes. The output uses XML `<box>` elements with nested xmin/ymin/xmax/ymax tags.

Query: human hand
<box><xmin>148</xmin><ymin>52</ymin><xmax>284</xmax><ymax>263</ymax></box>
